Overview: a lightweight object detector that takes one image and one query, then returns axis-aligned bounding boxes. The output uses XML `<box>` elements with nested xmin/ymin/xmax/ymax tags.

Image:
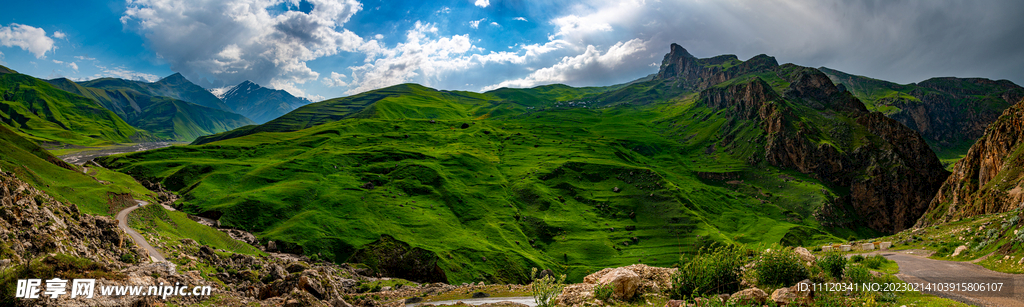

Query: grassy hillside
<box><xmin>99</xmin><ymin>69</ymin><xmax>917</xmax><ymax>284</ymax></box>
<box><xmin>0</xmin><ymin>124</ymin><xmax>155</xmax><ymax>216</ymax></box>
<box><xmin>0</xmin><ymin>66</ymin><xmax>151</xmax><ymax>146</ymax></box>
<box><xmin>48</xmin><ymin>78</ymin><xmax>254</xmax><ymax>142</ymax></box>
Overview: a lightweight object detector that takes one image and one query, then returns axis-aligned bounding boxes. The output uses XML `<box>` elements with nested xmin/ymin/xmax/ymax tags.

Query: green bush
<box><xmin>850</xmin><ymin>254</ymin><xmax>865</xmax><ymax>263</ymax></box>
<box><xmin>862</xmin><ymin>255</ymin><xmax>888</xmax><ymax>269</ymax></box>
<box><xmin>530</xmin><ymin>267</ymin><xmax>565</xmax><ymax>307</ymax></box>
<box><xmin>593</xmin><ymin>283</ymin><xmax>613</xmax><ymax>302</ymax></box>
<box><xmin>119</xmin><ymin>253</ymin><xmax>138</xmax><ymax>264</ymax></box>
<box><xmin>845</xmin><ymin>265</ymin><xmax>872</xmax><ymax>285</ymax></box>
<box><xmin>670</xmin><ymin>245</ymin><xmax>746</xmax><ymax>299</ymax></box>
<box><xmin>752</xmin><ymin>246</ymin><xmax>809</xmax><ymax>288</ymax></box>
<box><xmin>817</xmin><ymin>252</ymin><xmax>846</xmax><ymax>280</ymax></box>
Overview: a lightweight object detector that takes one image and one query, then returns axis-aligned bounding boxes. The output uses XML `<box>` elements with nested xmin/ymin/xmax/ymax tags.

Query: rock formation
<box><xmin>919</xmin><ymin>97</ymin><xmax>1024</xmax><ymax>225</ymax></box>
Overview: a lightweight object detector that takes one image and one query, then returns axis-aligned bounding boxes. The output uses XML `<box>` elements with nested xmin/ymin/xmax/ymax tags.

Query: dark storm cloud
<box><xmin>576</xmin><ymin>0</ymin><xmax>1024</xmax><ymax>86</ymax></box>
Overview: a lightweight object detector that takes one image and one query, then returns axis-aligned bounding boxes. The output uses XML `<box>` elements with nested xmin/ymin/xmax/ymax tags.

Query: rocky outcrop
<box><xmin>348</xmin><ymin>234</ymin><xmax>447</xmax><ymax>283</ymax></box>
<box><xmin>582</xmin><ymin>264</ymin><xmax>677</xmax><ymax>294</ymax></box>
<box><xmin>656</xmin><ymin>43</ymin><xmax>778</xmax><ymax>91</ymax></box>
<box><xmin>684</xmin><ymin>53</ymin><xmax>949</xmax><ymax>233</ymax></box>
<box><xmin>729</xmin><ymin>287</ymin><xmax>768</xmax><ymax>305</ymax></box>
<box><xmin>0</xmin><ymin>169</ymin><xmax>136</xmax><ymax>267</ymax></box>
<box><xmin>919</xmin><ymin>97</ymin><xmax>1024</xmax><ymax>225</ymax></box>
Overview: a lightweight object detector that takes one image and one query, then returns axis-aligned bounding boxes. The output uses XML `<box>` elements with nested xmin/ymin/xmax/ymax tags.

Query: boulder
<box><xmin>771</xmin><ymin>287</ymin><xmax>798</xmax><ymax>306</ymax></box>
<box><xmin>663</xmin><ymin>300</ymin><xmax>684</xmax><ymax>307</ymax></box>
<box><xmin>555</xmin><ymin>284</ymin><xmax>595</xmax><ymax>306</ymax></box>
<box><xmin>793</xmin><ymin>247</ymin><xmax>815</xmax><ymax>263</ymax></box>
<box><xmin>597</xmin><ymin>268</ymin><xmax>641</xmax><ymax>300</ymax></box>
<box><xmin>951</xmin><ymin>245</ymin><xmax>968</xmax><ymax>257</ymax></box>
<box><xmin>269</xmin><ymin>265</ymin><xmax>288</xmax><ymax>282</ymax></box>
<box><xmin>728</xmin><ymin>288</ymin><xmax>768</xmax><ymax>305</ymax></box>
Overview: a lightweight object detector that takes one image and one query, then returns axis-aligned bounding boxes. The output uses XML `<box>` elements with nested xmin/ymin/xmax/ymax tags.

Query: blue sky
<box><xmin>2</xmin><ymin>0</ymin><xmax>1023</xmax><ymax>101</ymax></box>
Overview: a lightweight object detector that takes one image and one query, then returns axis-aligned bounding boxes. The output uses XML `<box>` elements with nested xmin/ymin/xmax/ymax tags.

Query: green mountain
<box><xmin>819</xmin><ymin>67</ymin><xmax>1024</xmax><ymax>167</ymax></box>
<box><xmin>0</xmin><ymin>65</ymin><xmax>151</xmax><ymax>146</ymax></box>
<box><xmin>98</xmin><ymin>44</ymin><xmax>948</xmax><ymax>284</ymax></box>
<box><xmin>79</xmin><ymin>73</ymin><xmax>231</xmax><ymax>111</ymax></box>
<box><xmin>47</xmin><ymin>78</ymin><xmax>254</xmax><ymax>142</ymax></box>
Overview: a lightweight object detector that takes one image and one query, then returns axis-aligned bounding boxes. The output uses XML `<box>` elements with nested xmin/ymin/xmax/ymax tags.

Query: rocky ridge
<box><xmin>658</xmin><ymin>44</ymin><xmax>949</xmax><ymax>233</ymax></box>
<box><xmin>919</xmin><ymin>97</ymin><xmax>1024</xmax><ymax>225</ymax></box>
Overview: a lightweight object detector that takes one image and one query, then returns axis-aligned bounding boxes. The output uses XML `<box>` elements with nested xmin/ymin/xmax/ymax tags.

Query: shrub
<box><xmin>752</xmin><ymin>246</ymin><xmax>809</xmax><ymax>288</ymax></box>
<box><xmin>530</xmin><ymin>267</ymin><xmax>565</xmax><ymax>307</ymax></box>
<box><xmin>850</xmin><ymin>254</ymin><xmax>865</xmax><ymax>263</ymax></box>
<box><xmin>862</xmin><ymin>255</ymin><xmax>888</xmax><ymax>269</ymax></box>
<box><xmin>817</xmin><ymin>252</ymin><xmax>846</xmax><ymax>280</ymax></box>
<box><xmin>119</xmin><ymin>253</ymin><xmax>138</xmax><ymax>264</ymax></box>
<box><xmin>593</xmin><ymin>283</ymin><xmax>613</xmax><ymax>302</ymax></box>
<box><xmin>845</xmin><ymin>265</ymin><xmax>872</xmax><ymax>285</ymax></box>
<box><xmin>670</xmin><ymin>245</ymin><xmax>746</xmax><ymax>299</ymax></box>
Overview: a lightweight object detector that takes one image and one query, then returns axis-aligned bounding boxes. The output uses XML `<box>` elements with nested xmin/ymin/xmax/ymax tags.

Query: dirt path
<box><xmin>872</xmin><ymin>251</ymin><xmax>1024</xmax><ymax>306</ymax></box>
<box><xmin>116</xmin><ymin>200</ymin><xmax>166</xmax><ymax>262</ymax></box>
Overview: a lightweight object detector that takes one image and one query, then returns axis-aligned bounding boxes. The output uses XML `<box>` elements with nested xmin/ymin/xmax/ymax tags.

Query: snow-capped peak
<box><xmin>208</xmin><ymin>86</ymin><xmax>233</xmax><ymax>99</ymax></box>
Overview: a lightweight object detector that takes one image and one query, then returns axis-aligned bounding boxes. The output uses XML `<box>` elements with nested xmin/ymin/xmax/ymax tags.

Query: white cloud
<box><xmin>482</xmin><ymin>38</ymin><xmax>647</xmax><ymax>91</ymax></box>
<box><xmin>490</xmin><ymin>22</ymin><xmax>499</xmax><ymax>27</ymax></box>
<box><xmin>74</xmin><ymin>55</ymin><xmax>96</xmax><ymax>61</ymax></box>
<box><xmin>346</xmin><ymin>22</ymin><xmax>480</xmax><ymax>94</ymax></box>
<box><xmin>53</xmin><ymin>31</ymin><xmax>66</xmax><ymax>39</ymax></box>
<box><xmin>322</xmin><ymin>71</ymin><xmax>348</xmax><ymax>87</ymax></box>
<box><xmin>0</xmin><ymin>23</ymin><xmax>56</xmax><ymax>58</ymax></box>
<box><xmin>474</xmin><ymin>0</ymin><xmax>489</xmax><ymax>8</ymax></box>
<box><xmin>121</xmin><ymin>0</ymin><xmax>367</xmax><ymax>96</ymax></box>
<box><xmin>514</xmin><ymin>17</ymin><xmax>527</xmax><ymax>22</ymax></box>
<box><xmin>470</xmin><ymin>18</ymin><xmax>485</xmax><ymax>29</ymax></box>
<box><xmin>52</xmin><ymin>59</ymin><xmax>78</xmax><ymax>71</ymax></box>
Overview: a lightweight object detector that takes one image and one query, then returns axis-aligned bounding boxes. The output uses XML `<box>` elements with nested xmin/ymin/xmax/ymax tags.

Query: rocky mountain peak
<box><xmin>654</xmin><ymin>44</ymin><xmax>779</xmax><ymax>91</ymax></box>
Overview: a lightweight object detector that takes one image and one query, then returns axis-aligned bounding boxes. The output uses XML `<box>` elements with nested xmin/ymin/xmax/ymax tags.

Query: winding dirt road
<box><xmin>873</xmin><ymin>251</ymin><xmax>1024</xmax><ymax>306</ymax></box>
<box><xmin>116</xmin><ymin>200</ymin><xmax>166</xmax><ymax>262</ymax></box>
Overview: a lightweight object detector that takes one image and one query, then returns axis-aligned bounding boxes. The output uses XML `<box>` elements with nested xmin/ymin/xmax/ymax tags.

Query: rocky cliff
<box><xmin>919</xmin><ymin>97</ymin><xmax>1024</xmax><ymax>226</ymax></box>
<box><xmin>656</xmin><ymin>43</ymin><xmax>779</xmax><ymax>91</ymax></box>
<box><xmin>677</xmin><ymin>47</ymin><xmax>949</xmax><ymax>233</ymax></box>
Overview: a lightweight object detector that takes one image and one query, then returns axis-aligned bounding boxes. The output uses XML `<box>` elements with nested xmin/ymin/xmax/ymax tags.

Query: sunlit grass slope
<box><xmin>0</xmin><ymin>65</ymin><xmax>150</xmax><ymax>146</ymax></box>
<box><xmin>100</xmin><ymin>79</ymin><xmax>873</xmax><ymax>284</ymax></box>
<box><xmin>0</xmin><ymin>124</ymin><xmax>154</xmax><ymax>216</ymax></box>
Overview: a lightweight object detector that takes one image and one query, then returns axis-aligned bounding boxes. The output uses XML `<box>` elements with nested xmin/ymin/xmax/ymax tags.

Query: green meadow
<box><xmin>99</xmin><ymin>76</ymin><xmax>883</xmax><ymax>284</ymax></box>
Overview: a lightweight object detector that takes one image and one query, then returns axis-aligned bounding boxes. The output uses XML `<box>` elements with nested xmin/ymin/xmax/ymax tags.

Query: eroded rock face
<box><xmin>655</xmin><ymin>43</ymin><xmax>778</xmax><ymax>91</ymax></box>
<box><xmin>920</xmin><ymin>97</ymin><xmax>1024</xmax><ymax>225</ymax></box>
<box><xmin>689</xmin><ymin>62</ymin><xmax>948</xmax><ymax>233</ymax></box>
